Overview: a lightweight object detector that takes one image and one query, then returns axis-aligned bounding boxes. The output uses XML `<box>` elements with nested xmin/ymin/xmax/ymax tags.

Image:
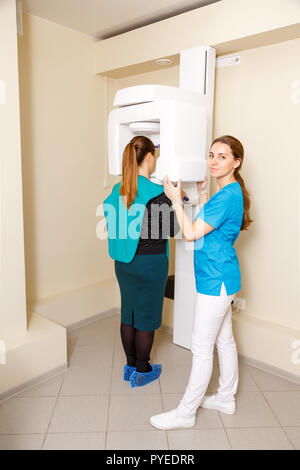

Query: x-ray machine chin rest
<box><xmin>108</xmin><ymin>46</ymin><xmax>216</xmax><ymax>349</ymax></box>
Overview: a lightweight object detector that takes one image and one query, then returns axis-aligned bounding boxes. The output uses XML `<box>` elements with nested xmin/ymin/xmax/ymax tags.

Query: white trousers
<box><xmin>177</xmin><ymin>282</ymin><xmax>238</xmax><ymax>417</ymax></box>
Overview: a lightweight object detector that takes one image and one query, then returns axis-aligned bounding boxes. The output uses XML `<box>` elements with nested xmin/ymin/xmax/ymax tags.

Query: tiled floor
<box><xmin>0</xmin><ymin>313</ymin><xmax>300</xmax><ymax>450</ymax></box>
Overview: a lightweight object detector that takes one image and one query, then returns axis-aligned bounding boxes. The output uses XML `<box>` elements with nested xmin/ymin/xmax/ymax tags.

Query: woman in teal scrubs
<box><xmin>103</xmin><ymin>135</ymin><xmax>179</xmax><ymax>388</ymax></box>
<box><xmin>150</xmin><ymin>135</ymin><xmax>253</xmax><ymax>430</ymax></box>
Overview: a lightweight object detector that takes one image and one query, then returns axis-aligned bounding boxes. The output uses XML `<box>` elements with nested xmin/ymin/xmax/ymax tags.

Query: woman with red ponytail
<box><xmin>104</xmin><ymin>135</ymin><xmax>180</xmax><ymax>388</ymax></box>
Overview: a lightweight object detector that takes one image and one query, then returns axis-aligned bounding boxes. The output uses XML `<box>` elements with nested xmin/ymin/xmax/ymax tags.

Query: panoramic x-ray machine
<box><xmin>108</xmin><ymin>46</ymin><xmax>216</xmax><ymax>349</ymax></box>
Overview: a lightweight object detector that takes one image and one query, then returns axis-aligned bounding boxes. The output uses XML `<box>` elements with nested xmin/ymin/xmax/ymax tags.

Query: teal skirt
<box><xmin>114</xmin><ymin>253</ymin><xmax>169</xmax><ymax>332</ymax></box>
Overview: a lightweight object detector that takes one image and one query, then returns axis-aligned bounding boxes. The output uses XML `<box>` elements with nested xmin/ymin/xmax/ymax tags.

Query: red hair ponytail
<box><xmin>120</xmin><ymin>136</ymin><xmax>155</xmax><ymax>210</ymax></box>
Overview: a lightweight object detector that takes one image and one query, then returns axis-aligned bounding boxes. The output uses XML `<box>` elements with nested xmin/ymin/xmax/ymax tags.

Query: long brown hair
<box><xmin>211</xmin><ymin>135</ymin><xmax>253</xmax><ymax>231</ymax></box>
<box><xmin>120</xmin><ymin>135</ymin><xmax>155</xmax><ymax>209</ymax></box>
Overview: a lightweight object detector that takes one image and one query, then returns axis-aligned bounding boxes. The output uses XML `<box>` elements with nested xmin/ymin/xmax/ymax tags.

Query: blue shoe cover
<box><xmin>124</xmin><ymin>364</ymin><xmax>136</xmax><ymax>381</ymax></box>
<box><xmin>129</xmin><ymin>364</ymin><xmax>162</xmax><ymax>388</ymax></box>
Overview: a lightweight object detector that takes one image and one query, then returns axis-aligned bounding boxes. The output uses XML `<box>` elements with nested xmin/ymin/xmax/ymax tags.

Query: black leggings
<box><xmin>120</xmin><ymin>322</ymin><xmax>155</xmax><ymax>373</ymax></box>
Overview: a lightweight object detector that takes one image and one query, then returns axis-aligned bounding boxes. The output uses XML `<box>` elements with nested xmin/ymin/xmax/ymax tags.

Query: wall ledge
<box><xmin>0</xmin><ymin>313</ymin><xmax>67</xmax><ymax>398</ymax></box>
<box><xmin>29</xmin><ymin>278</ymin><xmax>119</xmax><ymax>327</ymax></box>
<box><xmin>93</xmin><ymin>0</ymin><xmax>300</xmax><ymax>77</ymax></box>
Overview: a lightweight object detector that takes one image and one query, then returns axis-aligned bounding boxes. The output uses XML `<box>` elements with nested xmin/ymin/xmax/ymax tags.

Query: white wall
<box><xmin>18</xmin><ymin>13</ymin><xmax>116</xmax><ymax>310</ymax></box>
<box><xmin>106</xmin><ymin>38</ymin><xmax>300</xmax><ymax>377</ymax></box>
<box><xmin>108</xmin><ymin>38</ymin><xmax>300</xmax><ymax>332</ymax></box>
<box><xmin>0</xmin><ymin>0</ymin><xmax>27</xmax><ymax>338</ymax></box>
<box><xmin>12</xmin><ymin>7</ymin><xmax>300</xmax><ymax>380</ymax></box>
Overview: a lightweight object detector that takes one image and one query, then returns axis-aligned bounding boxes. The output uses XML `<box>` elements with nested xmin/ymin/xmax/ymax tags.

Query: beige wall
<box><xmin>0</xmin><ymin>1</ymin><xmax>67</xmax><ymax>398</ymax></box>
<box><xmin>18</xmin><ymin>13</ymin><xmax>115</xmax><ymax>307</ymax></box>
<box><xmin>213</xmin><ymin>39</ymin><xmax>300</xmax><ymax>331</ymax></box>
<box><xmin>13</xmin><ymin>6</ymin><xmax>300</xmax><ymax>381</ymax></box>
<box><xmin>18</xmin><ymin>11</ymin><xmax>299</xmax><ymax>332</ymax></box>
<box><xmin>0</xmin><ymin>0</ymin><xmax>27</xmax><ymax>337</ymax></box>
<box><xmin>93</xmin><ymin>0</ymin><xmax>300</xmax><ymax>77</ymax></box>
<box><xmin>109</xmin><ymin>37</ymin><xmax>300</xmax><ymax>332</ymax></box>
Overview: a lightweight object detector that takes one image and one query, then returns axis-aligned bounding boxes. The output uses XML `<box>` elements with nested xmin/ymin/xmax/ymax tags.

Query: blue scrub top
<box><xmin>194</xmin><ymin>182</ymin><xmax>244</xmax><ymax>296</ymax></box>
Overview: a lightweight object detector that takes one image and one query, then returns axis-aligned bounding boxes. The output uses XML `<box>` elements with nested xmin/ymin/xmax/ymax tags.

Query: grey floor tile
<box><xmin>113</xmin><ymin>337</ymin><xmax>127</xmax><ymax>368</ymax></box>
<box><xmin>220</xmin><ymin>392</ymin><xmax>279</xmax><ymax>428</ymax></box>
<box><xmin>227</xmin><ymin>427</ymin><xmax>294</xmax><ymax>450</ymax></box>
<box><xmin>48</xmin><ymin>396</ymin><xmax>109</xmax><ymax>433</ymax></box>
<box><xmin>263</xmin><ymin>392</ymin><xmax>300</xmax><ymax>426</ymax></box>
<box><xmin>0</xmin><ymin>397</ymin><xmax>57</xmax><ymax>434</ymax></box>
<box><xmin>0</xmin><ymin>434</ymin><xmax>45</xmax><ymax>450</ymax></box>
<box><xmin>60</xmin><ymin>364</ymin><xmax>112</xmax><ymax>396</ymax></box>
<box><xmin>167</xmin><ymin>429</ymin><xmax>231</xmax><ymax>450</ymax></box>
<box><xmin>159</xmin><ymin>364</ymin><xmax>195</xmax><ymax>394</ymax></box>
<box><xmin>42</xmin><ymin>432</ymin><xmax>106</xmax><ymax>450</ymax></box>
<box><xmin>1</xmin><ymin>314</ymin><xmax>299</xmax><ymax>451</ymax></box>
<box><xmin>106</xmin><ymin>430</ymin><xmax>168</xmax><ymax>450</ymax></box>
<box><xmin>247</xmin><ymin>367</ymin><xmax>300</xmax><ymax>391</ymax></box>
<box><xmin>152</xmin><ymin>336</ymin><xmax>192</xmax><ymax>366</ymax></box>
<box><xmin>108</xmin><ymin>394</ymin><xmax>163</xmax><ymax>432</ymax></box>
<box><xmin>15</xmin><ymin>374</ymin><xmax>64</xmax><ymax>397</ymax></box>
<box><xmin>73</xmin><ymin>322</ymin><xmax>116</xmax><ymax>348</ymax></box>
<box><xmin>283</xmin><ymin>427</ymin><xmax>300</xmax><ymax>450</ymax></box>
<box><xmin>69</xmin><ymin>344</ymin><xmax>114</xmax><ymax>368</ymax></box>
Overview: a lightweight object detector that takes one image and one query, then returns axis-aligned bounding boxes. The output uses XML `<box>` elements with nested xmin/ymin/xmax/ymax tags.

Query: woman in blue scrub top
<box><xmin>150</xmin><ymin>135</ymin><xmax>253</xmax><ymax>430</ymax></box>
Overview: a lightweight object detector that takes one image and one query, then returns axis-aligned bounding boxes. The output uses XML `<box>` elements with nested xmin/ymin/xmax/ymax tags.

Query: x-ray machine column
<box><xmin>107</xmin><ymin>45</ymin><xmax>216</xmax><ymax>351</ymax></box>
<box><xmin>173</xmin><ymin>46</ymin><xmax>216</xmax><ymax>349</ymax></box>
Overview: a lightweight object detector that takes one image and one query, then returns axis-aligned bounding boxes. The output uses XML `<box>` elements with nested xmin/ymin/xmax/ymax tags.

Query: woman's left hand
<box><xmin>163</xmin><ymin>175</ymin><xmax>183</xmax><ymax>204</ymax></box>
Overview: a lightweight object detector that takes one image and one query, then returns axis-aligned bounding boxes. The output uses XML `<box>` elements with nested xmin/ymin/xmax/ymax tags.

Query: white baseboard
<box><xmin>238</xmin><ymin>353</ymin><xmax>300</xmax><ymax>385</ymax></box>
<box><xmin>0</xmin><ymin>364</ymin><xmax>67</xmax><ymax>405</ymax></box>
<box><xmin>0</xmin><ymin>308</ymin><xmax>120</xmax><ymax>404</ymax></box>
<box><xmin>160</xmin><ymin>324</ymin><xmax>300</xmax><ymax>385</ymax></box>
<box><xmin>0</xmin><ymin>313</ymin><xmax>67</xmax><ymax>403</ymax></box>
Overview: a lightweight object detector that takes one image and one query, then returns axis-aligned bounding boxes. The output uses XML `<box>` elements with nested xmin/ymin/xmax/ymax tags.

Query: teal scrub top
<box><xmin>194</xmin><ymin>182</ymin><xmax>244</xmax><ymax>296</ymax></box>
<box><xmin>103</xmin><ymin>175</ymin><xmax>169</xmax><ymax>263</ymax></box>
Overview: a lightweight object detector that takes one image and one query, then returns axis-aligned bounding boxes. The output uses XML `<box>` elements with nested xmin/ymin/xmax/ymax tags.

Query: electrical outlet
<box><xmin>104</xmin><ymin>179</ymin><xmax>110</xmax><ymax>188</ymax></box>
<box><xmin>232</xmin><ymin>297</ymin><xmax>245</xmax><ymax>310</ymax></box>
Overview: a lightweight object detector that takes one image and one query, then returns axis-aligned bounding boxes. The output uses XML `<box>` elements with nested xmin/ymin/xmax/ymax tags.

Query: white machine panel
<box><xmin>107</xmin><ymin>46</ymin><xmax>216</xmax><ymax>352</ymax></box>
<box><xmin>108</xmin><ymin>85</ymin><xmax>208</xmax><ymax>182</ymax></box>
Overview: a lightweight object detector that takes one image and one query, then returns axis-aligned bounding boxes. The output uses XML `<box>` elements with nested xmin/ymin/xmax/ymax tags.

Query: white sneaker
<box><xmin>201</xmin><ymin>394</ymin><xmax>236</xmax><ymax>414</ymax></box>
<box><xmin>150</xmin><ymin>409</ymin><xmax>196</xmax><ymax>430</ymax></box>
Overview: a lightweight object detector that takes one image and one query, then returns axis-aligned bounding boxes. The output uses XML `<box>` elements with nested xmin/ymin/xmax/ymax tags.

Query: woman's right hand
<box><xmin>197</xmin><ymin>175</ymin><xmax>208</xmax><ymax>193</ymax></box>
<box><xmin>163</xmin><ymin>176</ymin><xmax>183</xmax><ymax>204</ymax></box>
